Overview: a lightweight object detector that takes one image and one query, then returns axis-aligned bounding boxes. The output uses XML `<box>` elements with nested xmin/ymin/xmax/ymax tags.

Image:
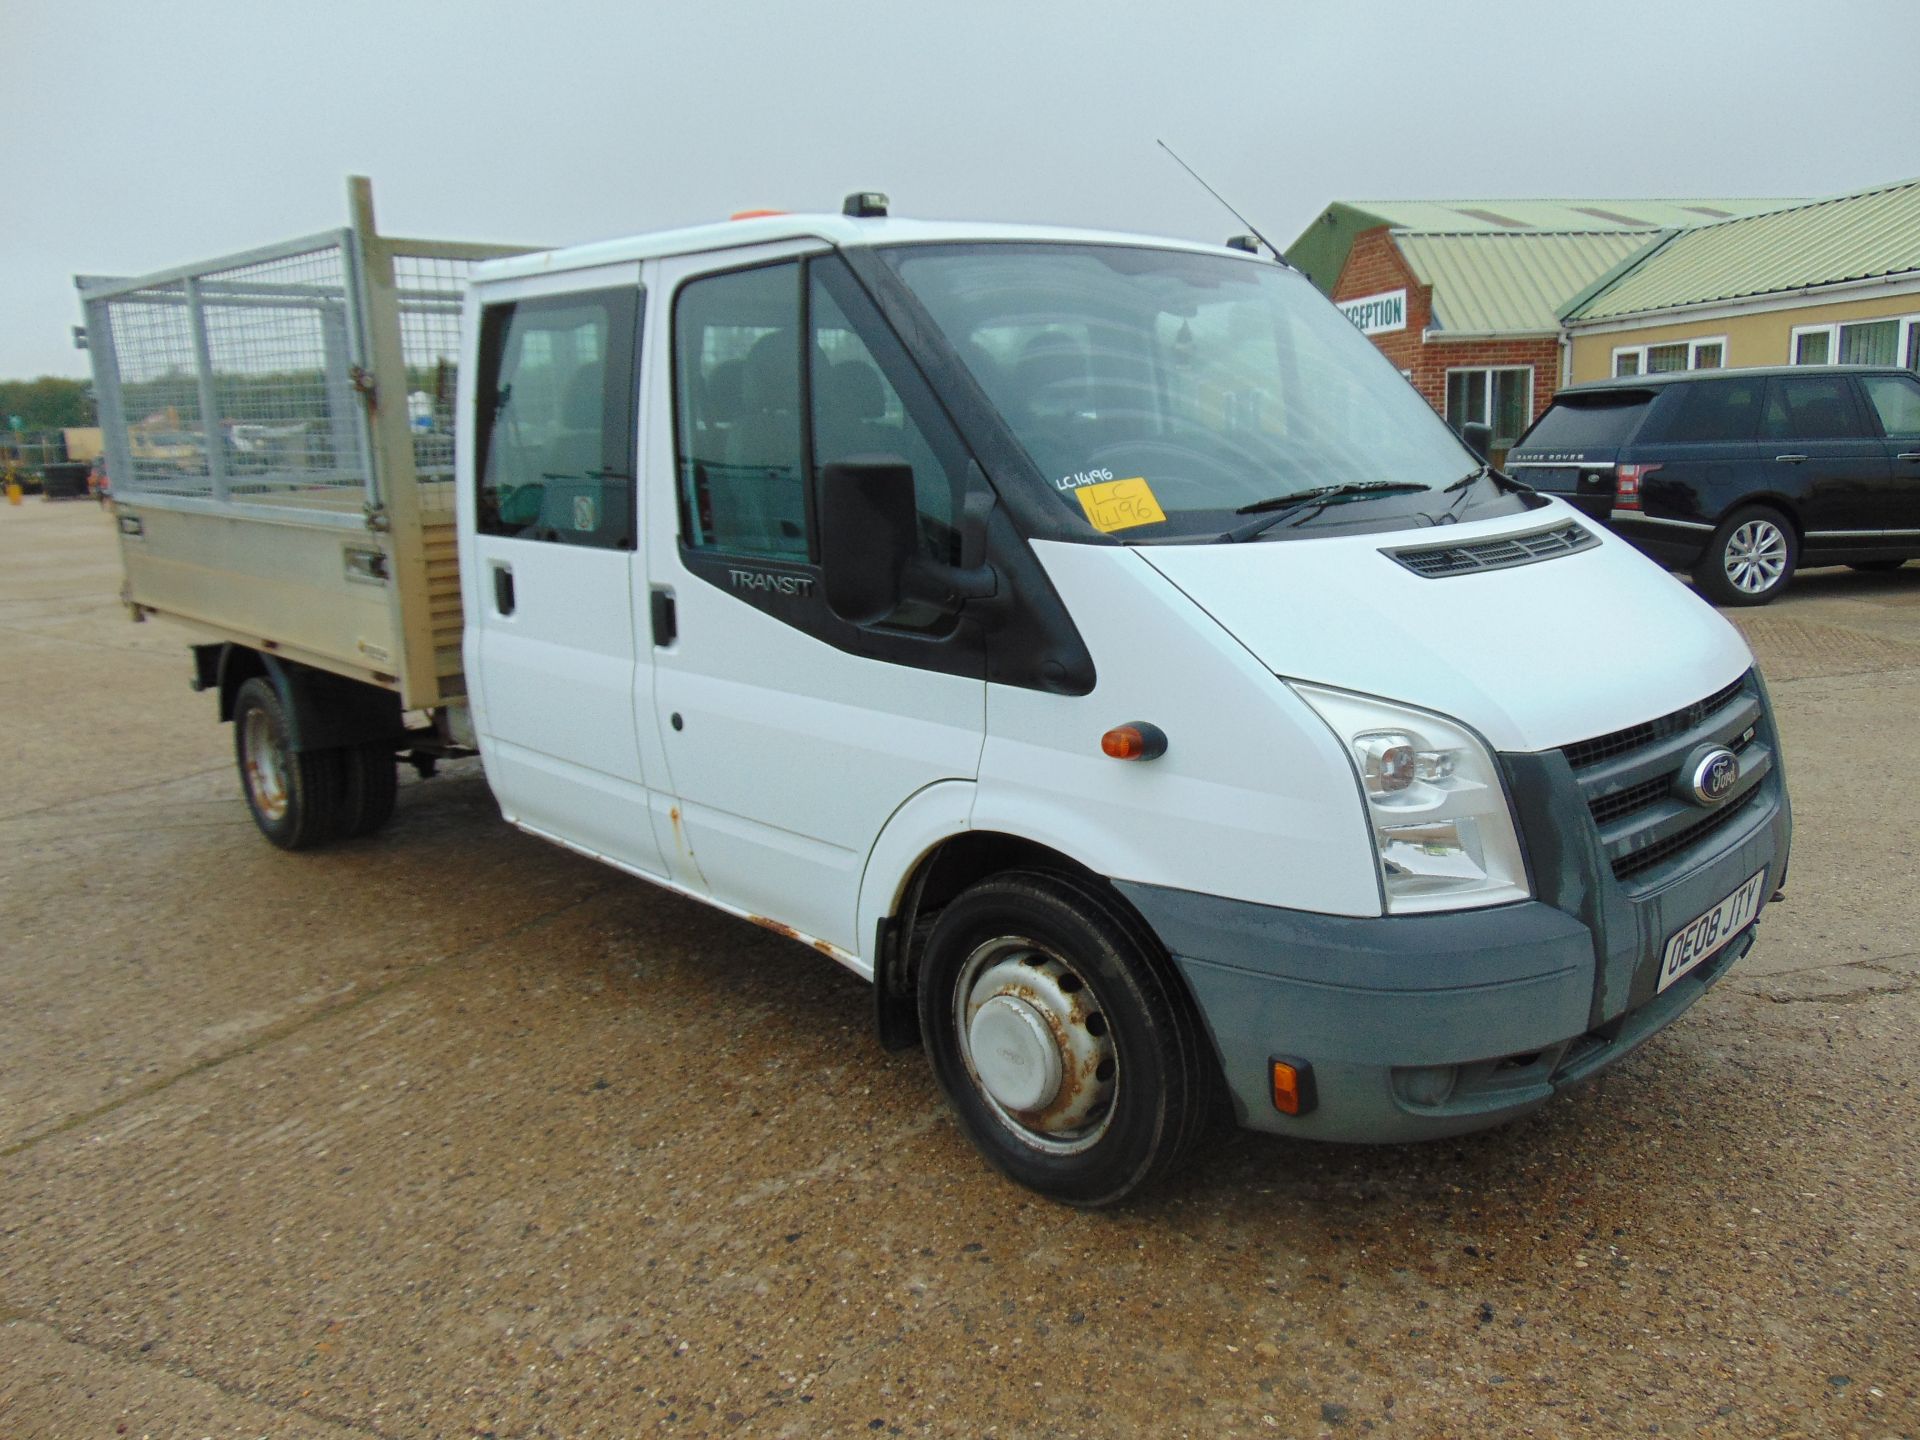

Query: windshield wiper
<box><xmin>1443</xmin><ymin>463</ymin><xmax>1534</xmax><ymax>497</ymax></box>
<box><xmin>1221</xmin><ymin>481</ymin><xmax>1428</xmax><ymax>543</ymax></box>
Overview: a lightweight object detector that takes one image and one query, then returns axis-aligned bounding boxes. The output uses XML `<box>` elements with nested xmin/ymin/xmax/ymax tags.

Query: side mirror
<box><xmin>819</xmin><ymin>456</ymin><xmax>919</xmax><ymax>625</ymax></box>
<box><xmin>1461</xmin><ymin>420</ymin><xmax>1492</xmax><ymax>462</ymax></box>
<box><xmin>818</xmin><ymin>456</ymin><xmax>999</xmax><ymax>627</ymax></box>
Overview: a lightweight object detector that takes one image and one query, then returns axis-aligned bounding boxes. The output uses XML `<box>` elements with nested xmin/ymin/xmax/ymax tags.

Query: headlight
<box><xmin>1291</xmin><ymin>683</ymin><xmax>1529</xmax><ymax>914</ymax></box>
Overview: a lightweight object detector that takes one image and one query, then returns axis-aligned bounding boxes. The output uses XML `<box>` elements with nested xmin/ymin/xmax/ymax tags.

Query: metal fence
<box><xmin>392</xmin><ymin>251</ymin><xmax>470</xmax><ymax>517</ymax></box>
<box><xmin>79</xmin><ymin>216</ymin><xmax>518</xmax><ymax>529</ymax></box>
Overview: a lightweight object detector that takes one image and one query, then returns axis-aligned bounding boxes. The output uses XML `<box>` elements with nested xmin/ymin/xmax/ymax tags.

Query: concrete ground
<box><xmin>1</xmin><ymin>497</ymin><xmax>1914</xmax><ymax>1440</ymax></box>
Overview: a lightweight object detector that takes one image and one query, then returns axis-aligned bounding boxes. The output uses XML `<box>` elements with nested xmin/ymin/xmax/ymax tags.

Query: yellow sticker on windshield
<box><xmin>1075</xmin><ymin>476</ymin><xmax>1166</xmax><ymax>533</ymax></box>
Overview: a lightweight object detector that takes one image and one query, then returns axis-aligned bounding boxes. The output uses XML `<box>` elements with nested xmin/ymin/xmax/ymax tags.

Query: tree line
<box><xmin>0</xmin><ymin>377</ymin><xmax>95</xmax><ymax>431</ymax></box>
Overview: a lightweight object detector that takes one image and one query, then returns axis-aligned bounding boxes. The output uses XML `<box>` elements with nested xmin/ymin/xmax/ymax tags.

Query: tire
<box><xmin>337</xmin><ymin>743</ymin><xmax>398</xmax><ymax>838</ymax></box>
<box><xmin>1693</xmin><ymin>505</ymin><xmax>1797</xmax><ymax>607</ymax></box>
<box><xmin>916</xmin><ymin>870</ymin><xmax>1216</xmax><ymax>1207</ymax></box>
<box><xmin>1849</xmin><ymin>559</ymin><xmax>1907</xmax><ymax>573</ymax></box>
<box><xmin>232</xmin><ymin>677</ymin><xmax>344</xmax><ymax>850</ymax></box>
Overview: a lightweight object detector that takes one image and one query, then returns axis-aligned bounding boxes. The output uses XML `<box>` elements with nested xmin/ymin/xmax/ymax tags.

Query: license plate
<box><xmin>1658</xmin><ymin>870</ymin><xmax>1766</xmax><ymax>992</ymax></box>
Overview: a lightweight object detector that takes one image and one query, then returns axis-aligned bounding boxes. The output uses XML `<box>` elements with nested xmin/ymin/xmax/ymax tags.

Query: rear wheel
<box><xmin>1694</xmin><ymin>506</ymin><xmax>1796</xmax><ymax>606</ymax></box>
<box><xmin>338</xmin><ymin>743</ymin><xmax>398</xmax><ymax>838</ymax></box>
<box><xmin>916</xmin><ymin>870</ymin><xmax>1215</xmax><ymax>1207</ymax></box>
<box><xmin>233</xmin><ymin>677</ymin><xmax>344</xmax><ymax>850</ymax></box>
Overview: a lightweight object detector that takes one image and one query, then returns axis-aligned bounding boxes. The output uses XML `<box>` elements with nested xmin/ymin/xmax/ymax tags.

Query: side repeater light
<box><xmin>1271</xmin><ymin>1057</ymin><xmax>1317</xmax><ymax>1116</ymax></box>
<box><xmin>1101</xmin><ymin>722</ymin><xmax>1168</xmax><ymax>761</ymax></box>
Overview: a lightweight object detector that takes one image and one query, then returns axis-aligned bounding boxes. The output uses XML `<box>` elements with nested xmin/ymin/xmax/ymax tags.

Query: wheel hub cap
<box><xmin>955</xmin><ymin>941</ymin><xmax>1117</xmax><ymax>1153</ymax></box>
<box><xmin>968</xmin><ymin>995</ymin><xmax>1062</xmax><ymax>1112</ymax></box>
<box><xmin>241</xmin><ymin>709</ymin><xmax>289</xmax><ymax>821</ymax></box>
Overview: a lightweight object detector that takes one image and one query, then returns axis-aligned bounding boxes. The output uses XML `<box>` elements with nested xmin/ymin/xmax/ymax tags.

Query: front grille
<box><xmin>1588</xmin><ymin>774</ymin><xmax>1671</xmax><ymax>826</ymax></box>
<box><xmin>1611</xmin><ymin>790</ymin><xmax>1763</xmax><ymax>882</ymax></box>
<box><xmin>1556</xmin><ymin>671</ymin><xmax>1772</xmax><ymax>887</ymax></box>
<box><xmin>1562</xmin><ymin>675</ymin><xmax>1746</xmax><ymax>770</ymax></box>
<box><xmin>1386</xmin><ymin>521</ymin><xmax>1599</xmax><ymax>579</ymax></box>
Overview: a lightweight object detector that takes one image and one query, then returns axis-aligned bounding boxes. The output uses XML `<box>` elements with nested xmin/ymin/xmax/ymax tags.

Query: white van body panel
<box><xmin>640</xmin><ymin>245</ymin><xmax>987</xmax><ymax>956</ymax></box>
<box><xmin>855</xmin><ymin>779</ymin><xmax>980</xmax><ymax>962</ymax></box>
<box><xmin>973</xmin><ymin>542</ymin><xmax>1383</xmax><ymax>918</ymax></box>
<box><xmin>459</xmin><ymin>260</ymin><xmax>671</xmax><ymax>878</ymax></box>
<box><xmin>1140</xmin><ymin>506</ymin><xmax>1754</xmax><ymax>754</ymax></box>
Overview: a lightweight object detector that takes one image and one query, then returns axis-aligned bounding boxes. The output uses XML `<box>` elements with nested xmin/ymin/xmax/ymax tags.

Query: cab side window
<box><xmin>475</xmin><ymin>288</ymin><xmax>640</xmax><ymax>549</ymax></box>
<box><xmin>1861</xmin><ymin>374</ymin><xmax>1920</xmax><ymax>438</ymax></box>
<box><xmin>673</xmin><ymin>259</ymin><xmax>966</xmax><ymax>582</ymax></box>
<box><xmin>809</xmin><ymin>264</ymin><xmax>961</xmax><ymax>567</ymax></box>
<box><xmin>674</xmin><ymin>263</ymin><xmax>809</xmax><ymax>561</ymax></box>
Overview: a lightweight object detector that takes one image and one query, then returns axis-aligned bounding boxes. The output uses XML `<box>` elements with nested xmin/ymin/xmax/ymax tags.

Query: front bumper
<box><xmin>1118</xmin><ymin>674</ymin><xmax>1792</xmax><ymax>1144</ymax></box>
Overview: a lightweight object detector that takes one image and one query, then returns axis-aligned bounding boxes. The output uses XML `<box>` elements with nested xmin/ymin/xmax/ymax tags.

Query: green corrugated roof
<box><xmin>1396</xmin><ymin>230</ymin><xmax>1664</xmax><ymax>335</ymax></box>
<box><xmin>1340</xmin><ymin>198</ymin><xmax>1789</xmax><ymax>232</ymax></box>
<box><xmin>1284</xmin><ymin>197</ymin><xmax>1797</xmax><ymax>296</ymax></box>
<box><xmin>1566</xmin><ymin>177</ymin><xmax>1920</xmax><ymax>321</ymax></box>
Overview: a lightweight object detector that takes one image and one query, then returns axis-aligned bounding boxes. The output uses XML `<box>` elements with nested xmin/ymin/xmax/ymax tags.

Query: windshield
<box><xmin>883</xmin><ymin>243</ymin><xmax>1476</xmax><ymax>539</ymax></box>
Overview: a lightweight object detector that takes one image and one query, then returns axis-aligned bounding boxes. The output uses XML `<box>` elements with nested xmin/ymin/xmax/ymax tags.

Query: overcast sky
<box><xmin>5</xmin><ymin>0</ymin><xmax>1915</xmax><ymax>381</ymax></box>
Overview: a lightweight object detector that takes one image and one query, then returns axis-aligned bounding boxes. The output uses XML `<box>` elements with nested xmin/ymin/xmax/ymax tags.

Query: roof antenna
<box><xmin>1156</xmin><ymin>139</ymin><xmax>1286</xmax><ymax>263</ymax></box>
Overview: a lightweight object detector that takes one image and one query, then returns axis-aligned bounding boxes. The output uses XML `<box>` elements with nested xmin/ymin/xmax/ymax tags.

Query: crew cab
<box><xmin>84</xmin><ymin>184</ymin><xmax>1792</xmax><ymax>1204</ymax></box>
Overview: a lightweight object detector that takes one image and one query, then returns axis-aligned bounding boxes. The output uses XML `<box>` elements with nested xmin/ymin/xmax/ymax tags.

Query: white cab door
<box><xmin>464</xmin><ymin>263</ymin><xmax>671</xmax><ymax>876</ymax></box>
<box><xmin>641</xmin><ymin>245</ymin><xmax>987</xmax><ymax>954</ymax></box>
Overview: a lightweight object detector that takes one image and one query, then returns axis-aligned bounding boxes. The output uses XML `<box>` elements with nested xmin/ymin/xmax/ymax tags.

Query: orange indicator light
<box><xmin>1270</xmin><ymin>1058</ymin><xmax>1316</xmax><ymax>1116</ymax></box>
<box><xmin>1100</xmin><ymin>721</ymin><xmax>1167</xmax><ymax>761</ymax></box>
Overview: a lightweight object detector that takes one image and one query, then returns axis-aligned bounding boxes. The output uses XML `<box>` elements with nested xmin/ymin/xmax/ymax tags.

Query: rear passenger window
<box><xmin>1648</xmin><ymin>376</ymin><xmax>1764</xmax><ymax>443</ymax></box>
<box><xmin>475</xmin><ymin>288</ymin><xmax>640</xmax><ymax>549</ymax></box>
<box><xmin>1763</xmin><ymin>376</ymin><xmax>1867</xmax><ymax>441</ymax></box>
<box><xmin>1861</xmin><ymin>374</ymin><xmax>1920</xmax><ymax>438</ymax></box>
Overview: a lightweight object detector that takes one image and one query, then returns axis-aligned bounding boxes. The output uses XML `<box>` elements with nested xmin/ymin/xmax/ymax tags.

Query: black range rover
<box><xmin>1506</xmin><ymin>365</ymin><xmax>1920</xmax><ymax>604</ymax></box>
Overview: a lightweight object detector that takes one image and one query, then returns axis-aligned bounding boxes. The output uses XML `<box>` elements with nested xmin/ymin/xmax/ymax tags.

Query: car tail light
<box><xmin>1614</xmin><ymin>463</ymin><xmax>1661</xmax><ymax>512</ymax></box>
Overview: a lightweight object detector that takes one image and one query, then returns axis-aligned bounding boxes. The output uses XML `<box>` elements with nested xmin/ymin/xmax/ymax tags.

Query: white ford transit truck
<box><xmin>81</xmin><ymin>181</ymin><xmax>1791</xmax><ymax>1204</ymax></box>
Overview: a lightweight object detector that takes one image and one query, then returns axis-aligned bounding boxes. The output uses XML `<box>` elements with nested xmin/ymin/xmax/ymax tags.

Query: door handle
<box><xmin>492</xmin><ymin>564</ymin><xmax>516</xmax><ymax>616</ymax></box>
<box><xmin>1773</xmin><ymin>454</ymin><xmax>1808</xmax><ymax>464</ymax></box>
<box><xmin>1897</xmin><ymin>452</ymin><xmax>1920</xmax><ymax>462</ymax></box>
<box><xmin>650</xmin><ymin>586</ymin><xmax>677</xmax><ymax>647</ymax></box>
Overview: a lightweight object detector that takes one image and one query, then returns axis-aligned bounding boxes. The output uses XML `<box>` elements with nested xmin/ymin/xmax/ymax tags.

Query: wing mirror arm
<box><xmin>819</xmin><ymin>456</ymin><xmax>1001</xmax><ymax>626</ymax></box>
<box><xmin>903</xmin><ymin>471</ymin><xmax>998</xmax><ymax>607</ymax></box>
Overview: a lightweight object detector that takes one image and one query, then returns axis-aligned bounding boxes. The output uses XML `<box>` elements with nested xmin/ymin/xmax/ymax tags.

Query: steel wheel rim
<box><xmin>1724</xmin><ymin>520</ymin><xmax>1788</xmax><ymax>594</ymax></box>
<box><xmin>954</xmin><ymin>935</ymin><xmax>1117</xmax><ymax>1155</ymax></box>
<box><xmin>241</xmin><ymin>708</ymin><xmax>289</xmax><ymax>821</ymax></box>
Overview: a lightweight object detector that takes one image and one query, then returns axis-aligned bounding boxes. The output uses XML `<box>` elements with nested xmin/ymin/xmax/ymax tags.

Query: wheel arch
<box><xmin>207</xmin><ymin>644</ymin><xmax>404</xmax><ymax>753</ymax></box>
<box><xmin>866</xmin><ymin>814</ymin><xmax>1166</xmax><ymax>1054</ymax></box>
<box><xmin>1714</xmin><ymin>492</ymin><xmax>1803</xmax><ymax>538</ymax></box>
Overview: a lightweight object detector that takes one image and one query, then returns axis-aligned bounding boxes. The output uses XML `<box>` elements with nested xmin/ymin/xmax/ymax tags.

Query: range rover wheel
<box><xmin>916</xmin><ymin>871</ymin><xmax>1215</xmax><ymax>1207</ymax></box>
<box><xmin>1695</xmin><ymin>506</ymin><xmax>1797</xmax><ymax>607</ymax></box>
<box><xmin>233</xmin><ymin>677</ymin><xmax>344</xmax><ymax>850</ymax></box>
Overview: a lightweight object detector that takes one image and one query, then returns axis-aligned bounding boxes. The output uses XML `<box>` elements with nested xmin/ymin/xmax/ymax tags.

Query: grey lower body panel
<box><xmin>1119</xmin><ymin>875</ymin><xmax>1767</xmax><ymax>1145</ymax></box>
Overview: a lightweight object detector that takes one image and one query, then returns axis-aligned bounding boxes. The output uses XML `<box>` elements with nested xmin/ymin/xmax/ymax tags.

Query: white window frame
<box><xmin>1612</xmin><ymin>335</ymin><xmax>1728</xmax><ymax>377</ymax></box>
<box><xmin>1790</xmin><ymin>313</ymin><xmax>1920</xmax><ymax>368</ymax></box>
<box><xmin>1444</xmin><ymin>365</ymin><xmax>1533</xmax><ymax>444</ymax></box>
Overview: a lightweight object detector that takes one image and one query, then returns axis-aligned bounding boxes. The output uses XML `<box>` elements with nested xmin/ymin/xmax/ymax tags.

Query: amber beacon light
<box><xmin>1100</xmin><ymin>722</ymin><xmax>1168</xmax><ymax>761</ymax></box>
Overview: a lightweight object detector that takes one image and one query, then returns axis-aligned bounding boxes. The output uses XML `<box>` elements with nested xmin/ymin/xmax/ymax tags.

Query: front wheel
<box><xmin>916</xmin><ymin>871</ymin><xmax>1215</xmax><ymax>1206</ymax></box>
<box><xmin>1694</xmin><ymin>506</ymin><xmax>1797</xmax><ymax>606</ymax></box>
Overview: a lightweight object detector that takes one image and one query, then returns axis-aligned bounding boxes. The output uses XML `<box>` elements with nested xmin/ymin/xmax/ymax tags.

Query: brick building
<box><xmin>1285</xmin><ymin>199</ymin><xmax>1794</xmax><ymax>455</ymax></box>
